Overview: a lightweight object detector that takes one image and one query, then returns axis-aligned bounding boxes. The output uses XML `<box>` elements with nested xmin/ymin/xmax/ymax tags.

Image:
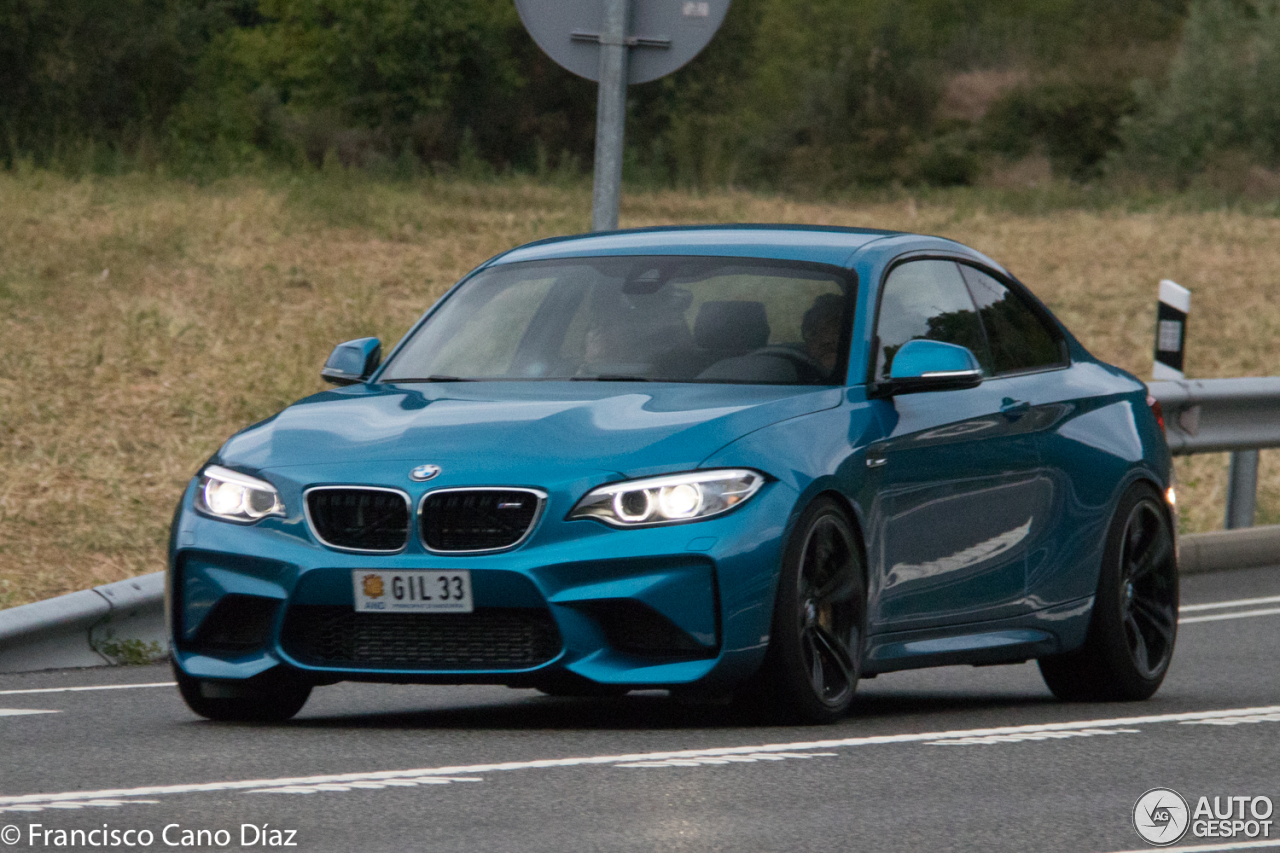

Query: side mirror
<box><xmin>880</xmin><ymin>339</ymin><xmax>983</xmax><ymax>396</ymax></box>
<box><xmin>321</xmin><ymin>337</ymin><xmax>382</xmax><ymax>386</ymax></box>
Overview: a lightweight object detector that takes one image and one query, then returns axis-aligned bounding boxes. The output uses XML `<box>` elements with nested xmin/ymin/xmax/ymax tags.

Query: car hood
<box><xmin>218</xmin><ymin>381</ymin><xmax>842</xmax><ymax>480</ymax></box>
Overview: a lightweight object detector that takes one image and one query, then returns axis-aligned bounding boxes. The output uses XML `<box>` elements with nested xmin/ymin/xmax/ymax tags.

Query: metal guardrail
<box><xmin>1149</xmin><ymin>378</ymin><xmax>1280</xmax><ymax>529</ymax></box>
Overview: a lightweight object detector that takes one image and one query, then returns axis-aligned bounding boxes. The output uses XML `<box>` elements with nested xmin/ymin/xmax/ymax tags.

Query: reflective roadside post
<box><xmin>1153</xmin><ymin>279</ymin><xmax>1189</xmax><ymax>381</ymax></box>
<box><xmin>514</xmin><ymin>0</ymin><xmax>732</xmax><ymax>232</ymax></box>
<box><xmin>1153</xmin><ymin>279</ymin><xmax>1257</xmax><ymax>528</ymax></box>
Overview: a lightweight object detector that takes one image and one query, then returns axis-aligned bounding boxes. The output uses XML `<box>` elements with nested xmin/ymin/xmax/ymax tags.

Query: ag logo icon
<box><xmin>1133</xmin><ymin>788</ymin><xmax>1190</xmax><ymax>846</ymax></box>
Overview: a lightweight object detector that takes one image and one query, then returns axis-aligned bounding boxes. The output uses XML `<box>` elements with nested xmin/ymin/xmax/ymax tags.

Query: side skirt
<box><xmin>862</xmin><ymin>596</ymin><xmax>1093</xmax><ymax>676</ymax></box>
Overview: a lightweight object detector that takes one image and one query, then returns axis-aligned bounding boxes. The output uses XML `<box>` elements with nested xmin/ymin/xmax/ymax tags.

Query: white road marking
<box><xmin>0</xmin><ymin>681</ymin><xmax>175</xmax><ymax>696</ymax></box>
<box><xmin>0</xmin><ymin>709</ymin><xmax>59</xmax><ymax>717</ymax></box>
<box><xmin>616</xmin><ymin>751</ymin><xmax>838</xmax><ymax>768</ymax></box>
<box><xmin>0</xmin><ymin>799</ymin><xmax>160</xmax><ymax>813</ymax></box>
<box><xmin>926</xmin><ymin>727</ymin><xmax>1139</xmax><ymax>745</ymax></box>
<box><xmin>251</xmin><ymin>778</ymin><xmax>483</xmax><ymax>794</ymax></box>
<box><xmin>1182</xmin><ymin>594</ymin><xmax>1280</xmax><ymax>613</ymax></box>
<box><xmin>1181</xmin><ymin>607</ymin><xmax>1280</xmax><ymax>624</ymax></box>
<box><xmin>3</xmin><ymin>704</ymin><xmax>1280</xmax><ymax>812</ymax></box>
<box><xmin>1182</xmin><ymin>711</ymin><xmax>1280</xmax><ymax>726</ymax></box>
<box><xmin>1103</xmin><ymin>840</ymin><xmax>1280</xmax><ymax>853</ymax></box>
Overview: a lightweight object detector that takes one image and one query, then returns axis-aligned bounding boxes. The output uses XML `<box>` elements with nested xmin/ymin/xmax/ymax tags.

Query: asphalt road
<box><xmin>3</xmin><ymin>566</ymin><xmax>1280</xmax><ymax>853</ymax></box>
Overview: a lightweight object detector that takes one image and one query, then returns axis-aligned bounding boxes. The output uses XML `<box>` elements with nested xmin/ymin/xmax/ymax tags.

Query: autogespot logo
<box><xmin>1134</xmin><ymin>788</ymin><xmax>1191</xmax><ymax>846</ymax></box>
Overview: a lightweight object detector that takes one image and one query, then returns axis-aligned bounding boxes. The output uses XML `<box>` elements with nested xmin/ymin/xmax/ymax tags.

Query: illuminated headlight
<box><xmin>570</xmin><ymin>470</ymin><xmax>765</xmax><ymax>527</ymax></box>
<box><xmin>194</xmin><ymin>465</ymin><xmax>285</xmax><ymax>523</ymax></box>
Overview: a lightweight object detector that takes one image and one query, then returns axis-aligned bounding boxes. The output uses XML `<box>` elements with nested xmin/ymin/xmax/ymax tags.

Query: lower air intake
<box><xmin>190</xmin><ymin>595</ymin><xmax>280</xmax><ymax>653</ymax></box>
<box><xmin>280</xmin><ymin>605</ymin><xmax>562</xmax><ymax>670</ymax></box>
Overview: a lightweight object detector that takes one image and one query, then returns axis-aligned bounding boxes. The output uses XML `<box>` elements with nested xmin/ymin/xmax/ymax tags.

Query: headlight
<box><xmin>569</xmin><ymin>469</ymin><xmax>765</xmax><ymax>527</ymax></box>
<box><xmin>194</xmin><ymin>465</ymin><xmax>285</xmax><ymax>523</ymax></box>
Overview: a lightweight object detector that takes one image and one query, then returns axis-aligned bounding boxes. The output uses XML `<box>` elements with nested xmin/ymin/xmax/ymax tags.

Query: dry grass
<box><xmin>2</xmin><ymin>171</ymin><xmax>1279</xmax><ymax>607</ymax></box>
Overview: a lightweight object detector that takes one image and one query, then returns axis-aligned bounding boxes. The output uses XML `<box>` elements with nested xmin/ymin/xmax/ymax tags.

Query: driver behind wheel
<box><xmin>799</xmin><ymin>292</ymin><xmax>845</xmax><ymax>377</ymax></box>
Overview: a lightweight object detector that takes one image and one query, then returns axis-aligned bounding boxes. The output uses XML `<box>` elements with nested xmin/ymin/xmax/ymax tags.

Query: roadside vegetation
<box><xmin>1</xmin><ymin>170</ymin><xmax>1278</xmax><ymax>607</ymax></box>
<box><xmin>9</xmin><ymin>0</ymin><xmax>1280</xmax><ymax>197</ymax></box>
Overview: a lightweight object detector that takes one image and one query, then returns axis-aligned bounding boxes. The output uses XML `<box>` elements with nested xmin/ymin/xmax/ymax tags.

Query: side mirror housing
<box><xmin>321</xmin><ymin>337</ymin><xmax>382</xmax><ymax>386</ymax></box>
<box><xmin>879</xmin><ymin>339</ymin><xmax>983</xmax><ymax>396</ymax></box>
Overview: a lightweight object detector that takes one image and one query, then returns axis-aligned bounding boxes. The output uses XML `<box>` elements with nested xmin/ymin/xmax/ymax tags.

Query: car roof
<box><xmin>490</xmin><ymin>224</ymin><xmax>906</xmax><ymax>269</ymax></box>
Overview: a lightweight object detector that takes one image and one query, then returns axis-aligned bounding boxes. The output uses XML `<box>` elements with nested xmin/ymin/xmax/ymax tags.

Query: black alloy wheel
<box><xmin>749</xmin><ymin>497</ymin><xmax>866</xmax><ymax>724</ymax></box>
<box><xmin>1118</xmin><ymin>498</ymin><xmax>1179</xmax><ymax>678</ymax></box>
<box><xmin>1040</xmin><ymin>482</ymin><xmax>1178</xmax><ymax>701</ymax></box>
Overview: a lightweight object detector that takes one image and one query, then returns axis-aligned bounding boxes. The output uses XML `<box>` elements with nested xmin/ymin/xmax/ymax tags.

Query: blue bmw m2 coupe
<box><xmin>168</xmin><ymin>225</ymin><xmax>1178</xmax><ymax>724</ymax></box>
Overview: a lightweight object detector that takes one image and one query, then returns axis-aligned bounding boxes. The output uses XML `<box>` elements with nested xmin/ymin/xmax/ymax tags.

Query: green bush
<box><xmin>1121</xmin><ymin>0</ymin><xmax>1280</xmax><ymax>180</ymax></box>
<box><xmin>0</xmin><ymin>0</ymin><xmax>1215</xmax><ymax>190</ymax></box>
<box><xmin>0</xmin><ymin>0</ymin><xmax>227</xmax><ymax>169</ymax></box>
<box><xmin>984</xmin><ymin>79</ymin><xmax>1136</xmax><ymax>180</ymax></box>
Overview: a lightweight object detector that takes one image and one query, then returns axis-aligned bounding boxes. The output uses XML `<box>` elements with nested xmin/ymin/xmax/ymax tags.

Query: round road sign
<box><xmin>515</xmin><ymin>0</ymin><xmax>731</xmax><ymax>85</ymax></box>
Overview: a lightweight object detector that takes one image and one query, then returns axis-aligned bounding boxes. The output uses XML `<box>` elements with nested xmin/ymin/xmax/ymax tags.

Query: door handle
<box><xmin>866</xmin><ymin>452</ymin><xmax>888</xmax><ymax>468</ymax></box>
<box><xmin>1000</xmin><ymin>398</ymin><xmax>1031</xmax><ymax>420</ymax></box>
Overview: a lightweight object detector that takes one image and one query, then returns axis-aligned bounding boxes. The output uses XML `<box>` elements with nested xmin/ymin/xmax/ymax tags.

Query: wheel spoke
<box><xmin>1132</xmin><ymin>596</ymin><xmax>1175</xmax><ymax>647</ymax></box>
<box><xmin>1129</xmin><ymin>533</ymin><xmax>1171</xmax><ymax>583</ymax></box>
<box><xmin>1125</xmin><ymin>612</ymin><xmax>1151</xmax><ymax>673</ymax></box>
<box><xmin>812</xmin><ymin>572</ymin><xmax>858</xmax><ymax>606</ymax></box>
<box><xmin>804</xmin><ymin>631</ymin><xmax>825</xmax><ymax>695</ymax></box>
<box><xmin>812</xmin><ymin>624</ymin><xmax>856</xmax><ymax>693</ymax></box>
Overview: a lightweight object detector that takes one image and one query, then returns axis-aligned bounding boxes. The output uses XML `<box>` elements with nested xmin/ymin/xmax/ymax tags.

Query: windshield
<box><xmin>379</xmin><ymin>256</ymin><xmax>854</xmax><ymax>385</ymax></box>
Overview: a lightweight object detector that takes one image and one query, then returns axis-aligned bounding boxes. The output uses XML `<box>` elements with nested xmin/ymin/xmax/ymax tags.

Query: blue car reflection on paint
<box><xmin>168</xmin><ymin>225</ymin><xmax>1179</xmax><ymax>723</ymax></box>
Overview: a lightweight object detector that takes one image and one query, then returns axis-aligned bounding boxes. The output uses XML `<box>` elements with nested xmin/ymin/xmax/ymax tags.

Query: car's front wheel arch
<box><xmin>742</xmin><ymin>492</ymin><xmax>870</xmax><ymax>723</ymax></box>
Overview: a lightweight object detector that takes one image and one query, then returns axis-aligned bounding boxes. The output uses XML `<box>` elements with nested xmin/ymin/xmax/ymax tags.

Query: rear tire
<box><xmin>748</xmin><ymin>497</ymin><xmax>866</xmax><ymax>724</ymax></box>
<box><xmin>1039</xmin><ymin>483</ymin><xmax>1178</xmax><ymax>702</ymax></box>
<box><xmin>173</xmin><ymin>662</ymin><xmax>311</xmax><ymax>722</ymax></box>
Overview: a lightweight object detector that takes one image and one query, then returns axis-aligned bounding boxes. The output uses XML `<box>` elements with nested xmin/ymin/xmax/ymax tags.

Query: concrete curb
<box><xmin>1179</xmin><ymin>524</ymin><xmax>1280</xmax><ymax>575</ymax></box>
<box><xmin>0</xmin><ymin>573</ymin><xmax>167</xmax><ymax>674</ymax></box>
<box><xmin>0</xmin><ymin>525</ymin><xmax>1277</xmax><ymax>674</ymax></box>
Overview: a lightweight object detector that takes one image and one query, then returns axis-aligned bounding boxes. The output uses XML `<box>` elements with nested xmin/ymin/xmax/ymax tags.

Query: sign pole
<box><xmin>515</xmin><ymin>0</ymin><xmax>728</xmax><ymax>231</ymax></box>
<box><xmin>591</xmin><ymin>0</ymin><xmax>630</xmax><ymax>232</ymax></box>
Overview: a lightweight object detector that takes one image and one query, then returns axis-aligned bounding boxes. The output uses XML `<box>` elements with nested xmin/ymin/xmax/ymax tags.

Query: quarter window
<box><xmin>874</xmin><ymin>260</ymin><xmax>992</xmax><ymax>379</ymax></box>
<box><xmin>958</xmin><ymin>265</ymin><xmax>1065</xmax><ymax>374</ymax></box>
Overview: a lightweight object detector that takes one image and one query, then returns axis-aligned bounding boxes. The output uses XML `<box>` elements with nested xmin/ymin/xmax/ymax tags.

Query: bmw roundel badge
<box><xmin>409</xmin><ymin>464</ymin><xmax>442</xmax><ymax>482</ymax></box>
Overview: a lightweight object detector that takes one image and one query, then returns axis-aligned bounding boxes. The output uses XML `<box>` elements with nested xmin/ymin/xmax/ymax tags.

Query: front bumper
<box><xmin>169</xmin><ymin>474</ymin><xmax>796</xmax><ymax>690</ymax></box>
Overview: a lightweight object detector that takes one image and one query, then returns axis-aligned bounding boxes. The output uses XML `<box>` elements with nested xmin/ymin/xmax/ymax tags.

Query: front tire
<box><xmin>174</xmin><ymin>662</ymin><xmax>311</xmax><ymax>722</ymax></box>
<box><xmin>750</xmin><ymin>497</ymin><xmax>866</xmax><ymax>724</ymax></box>
<box><xmin>1039</xmin><ymin>483</ymin><xmax>1178</xmax><ymax>701</ymax></box>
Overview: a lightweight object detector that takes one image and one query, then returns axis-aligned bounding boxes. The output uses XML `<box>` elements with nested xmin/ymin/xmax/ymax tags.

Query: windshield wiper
<box><xmin>570</xmin><ymin>375</ymin><xmax>652</xmax><ymax>382</ymax></box>
<box><xmin>384</xmin><ymin>375</ymin><xmax>477</xmax><ymax>383</ymax></box>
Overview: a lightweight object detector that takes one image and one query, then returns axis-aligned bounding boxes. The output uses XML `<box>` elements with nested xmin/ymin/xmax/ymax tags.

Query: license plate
<box><xmin>352</xmin><ymin>570</ymin><xmax>473</xmax><ymax>613</ymax></box>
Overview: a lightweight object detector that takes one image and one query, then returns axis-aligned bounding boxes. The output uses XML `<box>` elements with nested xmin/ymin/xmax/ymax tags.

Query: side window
<box><xmin>958</xmin><ymin>265</ymin><xmax>1065</xmax><ymax>374</ymax></box>
<box><xmin>874</xmin><ymin>260</ymin><xmax>992</xmax><ymax>379</ymax></box>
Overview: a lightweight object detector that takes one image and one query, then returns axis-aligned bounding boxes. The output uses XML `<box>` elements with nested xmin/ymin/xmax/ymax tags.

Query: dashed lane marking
<box><xmin>0</xmin><ymin>682</ymin><xmax>175</xmax><ymax>696</ymax></box>
<box><xmin>250</xmin><ymin>777</ymin><xmax>483</xmax><ymax>794</ymax></box>
<box><xmin>926</xmin><ymin>727</ymin><xmax>1140</xmax><ymax>745</ymax></box>
<box><xmin>0</xmin><ymin>709</ymin><xmax>58</xmax><ymax>717</ymax></box>
<box><xmin>615</xmin><ymin>752</ymin><xmax>838</xmax><ymax>768</ymax></box>
<box><xmin>1181</xmin><ymin>607</ymin><xmax>1280</xmax><ymax>624</ymax></box>
<box><xmin>1182</xmin><ymin>711</ymin><xmax>1280</xmax><ymax>726</ymax></box>
<box><xmin>1102</xmin><ymin>840</ymin><xmax>1280</xmax><ymax>853</ymax></box>
<box><xmin>4</xmin><ymin>704</ymin><xmax>1280</xmax><ymax>812</ymax></box>
<box><xmin>1181</xmin><ymin>594</ymin><xmax>1280</xmax><ymax>612</ymax></box>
